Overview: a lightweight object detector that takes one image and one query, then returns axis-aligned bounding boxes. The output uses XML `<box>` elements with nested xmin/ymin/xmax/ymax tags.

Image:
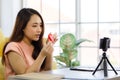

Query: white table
<box><xmin>8</xmin><ymin>68</ymin><xmax>120</xmax><ymax>80</ymax></box>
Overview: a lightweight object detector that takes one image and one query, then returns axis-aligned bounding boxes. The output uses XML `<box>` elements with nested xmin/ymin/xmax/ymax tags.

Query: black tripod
<box><xmin>92</xmin><ymin>51</ymin><xmax>118</xmax><ymax>76</ymax></box>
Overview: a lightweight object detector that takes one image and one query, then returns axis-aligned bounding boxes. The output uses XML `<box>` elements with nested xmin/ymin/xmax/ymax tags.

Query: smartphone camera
<box><xmin>99</xmin><ymin>37</ymin><xmax>110</xmax><ymax>51</ymax></box>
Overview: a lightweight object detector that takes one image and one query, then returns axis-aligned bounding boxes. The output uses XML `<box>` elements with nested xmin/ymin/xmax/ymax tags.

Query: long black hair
<box><xmin>2</xmin><ymin>8</ymin><xmax>45</xmax><ymax>67</ymax></box>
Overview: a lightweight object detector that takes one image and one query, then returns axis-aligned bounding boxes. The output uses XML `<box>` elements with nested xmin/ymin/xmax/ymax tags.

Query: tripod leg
<box><xmin>103</xmin><ymin>59</ymin><xmax>108</xmax><ymax>76</ymax></box>
<box><xmin>92</xmin><ymin>58</ymin><xmax>103</xmax><ymax>75</ymax></box>
<box><xmin>106</xmin><ymin>57</ymin><xmax>118</xmax><ymax>75</ymax></box>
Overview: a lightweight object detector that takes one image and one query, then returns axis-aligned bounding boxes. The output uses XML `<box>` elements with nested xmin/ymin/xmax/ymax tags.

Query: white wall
<box><xmin>0</xmin><ymin>0</ymin><xmax>22</xmax><ymax>37</ymax></box>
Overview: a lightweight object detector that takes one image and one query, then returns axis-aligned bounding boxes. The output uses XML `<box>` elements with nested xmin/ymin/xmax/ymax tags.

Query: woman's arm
<box><xmin>8</xmin><ymin>51</ymin><xmax>46</xmax><ymax>74</ymax></box>
<box><xmin>42</xmin><ymin>38</ymin><xmax>53</xmax><ymax>70</ymax></box>
<box><xmin>43</xmin><ymin>53</ymin><xmax>53</xmax><ymax>70</ymax></box>
<box><xmin>42</xmin><ymin>33</ymin><xmax>58</xmax><ymax>70</ymax></box>
<box><xmin>7</xmin><ymin>42</ymin><xmax>53</xmax><ymax>74</ymax></box>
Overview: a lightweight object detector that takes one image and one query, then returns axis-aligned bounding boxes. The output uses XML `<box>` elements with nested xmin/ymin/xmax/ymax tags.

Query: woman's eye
<box><xmin>40</xmin><ymin>24</ymin><xmax>42</xmax><ymax>27</ymax></box>
<box><xmin>32</xmin><ymin>25</ymin><xmax>37</xmax><ymax>27</ymax></box>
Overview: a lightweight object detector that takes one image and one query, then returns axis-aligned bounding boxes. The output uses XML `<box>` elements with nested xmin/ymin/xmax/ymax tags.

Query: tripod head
<box><xmin>99</xmin><ymin>37</ymin><xmax>110</xmax><ymax>52</ymax></box>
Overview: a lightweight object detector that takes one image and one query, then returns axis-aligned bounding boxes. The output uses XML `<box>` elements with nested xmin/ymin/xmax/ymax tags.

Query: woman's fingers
<box><xmin>43</xmin><ymin>42</ymin><xmax>53</xmax><ymax>55</ymax></box>
<box><xmin>52</xmin><ymin>33</ymin><xmax>58</xmax><ymax>43</ymax></box>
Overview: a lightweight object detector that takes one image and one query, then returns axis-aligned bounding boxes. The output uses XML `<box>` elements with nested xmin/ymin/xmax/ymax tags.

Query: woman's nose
<box><xmin>37</xmin><ymin>27</ymin><xmax>41</xmax><ymax>32</ymax></box>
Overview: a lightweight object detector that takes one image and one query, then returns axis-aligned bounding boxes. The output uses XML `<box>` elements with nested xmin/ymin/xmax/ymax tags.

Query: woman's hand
<box><xmin>41</xmin><ymin>41</ymin><xmax>54</xmax><ymax>56</ymax></box>
<box><xmin>52</xmin><ymin>33</ymin><xmax>58</xmax><ymax>44</ymax></box>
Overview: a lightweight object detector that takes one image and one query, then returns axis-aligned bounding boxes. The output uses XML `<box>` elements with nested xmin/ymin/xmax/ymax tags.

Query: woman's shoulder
<box><xmin>5</xmin><ymin>42</ymin><xmax>21</xmax><ymax>53</ymax></box>
<box><xmin>7</xmin><ymin>42</ymin><xmax>19</xmax><ymax>47</ymax></box>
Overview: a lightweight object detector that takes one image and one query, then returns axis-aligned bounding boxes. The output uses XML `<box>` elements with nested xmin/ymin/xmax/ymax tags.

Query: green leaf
<box><xmin>63</xmin><ymin>49</ymin><xmax>70</xmax><ymax>54</ymax></box>
<box><xmin>54</xmin><ymin>56</ymin><xmax>66</xmax><ymax>63</ymax></box>
<box><xmin>76</xmin><ymin>39</ymin><xmax>92</xmax><ymax>46</ymax></box>
<box><xmin>60</xmin><ymin>52</ymin><xmax>69</xmax><ymax>59</ymax></box>
<box><xmin>60</xmin><ymin>33</ymin><xmax>76</xmax><ymax>49</ymax></box>
<box><xmin>68</xmin><ymin>49</ymin><xmax>77</xmax><ymax>60</ymax></box>
<box><xmin>71</xmin><ymin>60</ymin><xmax>80</xmax><ymax>66</ymax></box>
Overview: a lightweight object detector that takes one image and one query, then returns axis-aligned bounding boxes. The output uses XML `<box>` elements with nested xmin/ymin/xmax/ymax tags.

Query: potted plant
<box><xmin>54</xmin><ymin>33</ymin><xmax>92</xmax><ymax>68</ymax></box>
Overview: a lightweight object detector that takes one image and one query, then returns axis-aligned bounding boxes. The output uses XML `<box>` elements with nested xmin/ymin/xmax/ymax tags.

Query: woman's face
<box><xmin>23</xmin><ymin>14</ymin><xmax>42</xmax><ymax>42</ymax></box>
